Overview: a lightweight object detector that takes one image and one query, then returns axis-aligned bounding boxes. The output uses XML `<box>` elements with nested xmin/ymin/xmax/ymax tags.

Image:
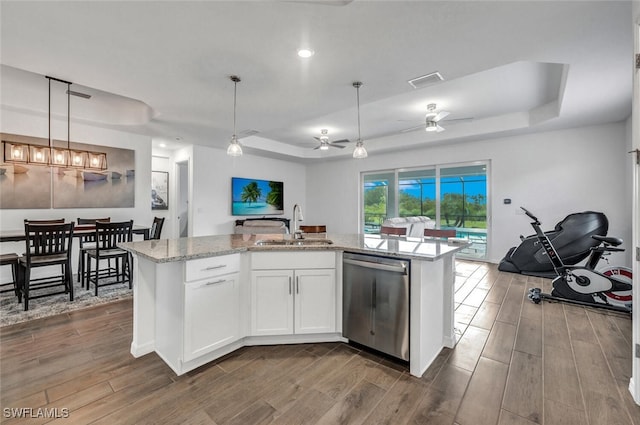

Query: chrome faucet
<box><xmin>293</xmin><ymin>204</ymin><xmax>304</xmax><ymax>239</ymax></box>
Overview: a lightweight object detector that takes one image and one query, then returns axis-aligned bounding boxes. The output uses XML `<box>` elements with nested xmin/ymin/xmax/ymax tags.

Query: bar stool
<box><xmin>18</xmin><ymin>222</ymin><xmax>75</xmax><ymax>311</ymax></box>
<box><xmin>77</xmin><ymin>217</ymin><xmax>110</xmax><ymax>288</ymax></box>
<box><xmin>0</xmin><ymin>253</ymin><xmax>20</xmax><ymax>297</ymax></box>
<box><xmin>86</xmin><ymin>221</ymin><xmax>133</xmax><ymax>296</ymax></box>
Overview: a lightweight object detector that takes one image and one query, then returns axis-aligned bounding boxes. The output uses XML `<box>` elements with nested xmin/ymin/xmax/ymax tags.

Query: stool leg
<box><xmin>11</xmin><ymin>262</ymin><xmax>18</xmax><ymax>297</ymax></box>
<box><xmin>23</xmin><ymin>267</ymin><xmax>30</xmax><ymax>311</ymax></box>
<box><xmin>16</xmin><ymin>264</ymin><xmax>23</xmax><ymax>303</ymax></box>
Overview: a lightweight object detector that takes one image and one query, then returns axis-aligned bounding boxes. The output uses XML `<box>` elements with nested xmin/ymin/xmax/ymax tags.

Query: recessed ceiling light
<box><xmin>297</xmin><ymin>48</ymin><xmax>315</xmax><ymax>58</ymax></box>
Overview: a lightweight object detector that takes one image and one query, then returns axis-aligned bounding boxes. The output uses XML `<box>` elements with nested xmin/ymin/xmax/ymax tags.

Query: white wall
<box><xmin>172</xmin><ymin>144</ymin><xmax>307</xmax><ymax>237</ymax></box>
<box><xmin>306</xmin><ymin>122</ymin><xmax>632</xmax><ymax>266</ymax></box>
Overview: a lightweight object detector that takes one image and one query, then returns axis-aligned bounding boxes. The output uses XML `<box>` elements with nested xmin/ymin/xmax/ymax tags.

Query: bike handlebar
<box><xmin>520</xmin><ymin>207</ymin><xmax>539</xmax><ymax>223</ymax></box>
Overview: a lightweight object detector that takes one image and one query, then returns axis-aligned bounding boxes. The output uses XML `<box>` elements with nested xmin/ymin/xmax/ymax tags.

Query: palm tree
<box><xmin>240</xmin><ymin>181</ymin><xmax>262</xmax><ymax>204</ymax></box>
<box><xmin>266</xmin><ymin>181</ymin><xmax>283</xmax><ymax>210</ymax></box>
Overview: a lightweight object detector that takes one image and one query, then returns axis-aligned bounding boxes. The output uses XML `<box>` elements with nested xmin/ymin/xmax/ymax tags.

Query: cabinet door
<box><xmin>251</xmin><ymin>270</ymin><xmax>294</xmax><ymax>336</ymax></box>
<box><xmin>183</xmin><ymin>273</ymin><xmax>239</xmax><ymax>362</ymax></box>
<box><xmin>294</xmin><ymin>269</ymin><xmax>336</xmax><ymax>334</ymax></box>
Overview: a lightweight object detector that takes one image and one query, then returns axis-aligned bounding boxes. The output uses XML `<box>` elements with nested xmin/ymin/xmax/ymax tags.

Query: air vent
<box><xmin>408</xmin><ymin>72</ymin><xmax>444</xmax><ymax>89</ymax></box>
<box><xmin>238</xmin><ymin>129</ymin><xmax>259</xmax><ymax>138</ymax></box>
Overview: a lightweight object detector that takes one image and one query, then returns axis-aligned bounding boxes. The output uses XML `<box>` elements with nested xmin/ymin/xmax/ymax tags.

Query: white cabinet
<box><xmin>183</xmin><ymin>254</ymin><xmax>240</xmax><ymax>362</ymax></box>
<box><xmin>154</xmin><ymin>253</ymin><xmax>242</xmax><ymax>374</ymax></box>
<box><xmin>251</xmin><ymin>252</ymin><xmax>336</xmax><ymax>336</ymax></box>
<box><xmin>183</xmin><ymin>272</ymin><xmax>239</xmax><ymax>362</ymax></box>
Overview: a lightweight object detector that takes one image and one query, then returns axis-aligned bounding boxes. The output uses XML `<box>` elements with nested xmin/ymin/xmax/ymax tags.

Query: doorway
<box><xmin>176</xmin><ymin>160</ymin><xmax>189</xmax><ymax>238</ymax></box>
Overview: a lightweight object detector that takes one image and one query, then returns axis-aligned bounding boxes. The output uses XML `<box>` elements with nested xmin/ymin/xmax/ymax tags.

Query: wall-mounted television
<box><xmin>231</xmin><ymin>177</ymin><xmax>284</xmax><ymax>216</ymax></box>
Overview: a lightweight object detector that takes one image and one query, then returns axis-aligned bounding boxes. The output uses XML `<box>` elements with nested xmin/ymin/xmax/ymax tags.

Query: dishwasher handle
<box><xmin>343</xmin><ymin>258</ymin><xmax>407</xmax><ymax>274</ymax></box>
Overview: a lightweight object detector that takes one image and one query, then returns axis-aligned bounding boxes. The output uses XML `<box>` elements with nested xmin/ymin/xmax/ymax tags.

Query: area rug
<box><xmin>0</xmin><ymin>276</ymin><xmax>132</xmax><ymax>327</ymax></box>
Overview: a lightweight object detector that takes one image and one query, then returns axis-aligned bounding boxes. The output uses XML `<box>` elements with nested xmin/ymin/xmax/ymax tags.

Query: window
<box><xmin>361</xmin><ymin>162</ymin><xmax>489</xmax><ymax>259</ymax></box>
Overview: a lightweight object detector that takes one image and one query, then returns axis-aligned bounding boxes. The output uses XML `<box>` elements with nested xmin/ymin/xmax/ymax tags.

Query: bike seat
<box><xmin>592</xmin><ymin>235</ymin><xmax>623</xmax><ymax>246</ymax></box>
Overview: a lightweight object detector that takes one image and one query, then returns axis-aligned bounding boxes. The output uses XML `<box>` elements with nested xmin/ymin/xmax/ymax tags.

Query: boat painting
<box><xmin>82</xmin><ymin>171</ymin><xmax>108</xmax><ymax>181</ymax></box>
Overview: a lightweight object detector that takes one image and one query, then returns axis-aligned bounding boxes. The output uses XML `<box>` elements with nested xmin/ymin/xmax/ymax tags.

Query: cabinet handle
<box><xmin>289</xmin><ymin>277</ymin><xmax>292</xmax><ymax>295</ymax></box>
<box><xmin>204</xmin><ymin>279</ymin><xmax>226</xmax><ymax>286</ymax></box>
<box><xmin>203</xmin><ymin>264</ymin><xmax>226</xmax><ymax>271</ymax></box>
<box><xmin>296</xmin><ymin>276</ymin><xmax>299</xmax><ymax>294</ymax></box>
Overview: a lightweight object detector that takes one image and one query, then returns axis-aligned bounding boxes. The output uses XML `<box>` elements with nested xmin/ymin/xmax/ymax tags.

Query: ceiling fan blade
<box><xmin>331</xmin><ymin>139</ymin><xmax>351</xmax><ymax>144</ymax></box>
<box><xmin>401</xmin><ymin>124</ymin><xmax>424</xmax><ymax>133</ymax></box>
<box><xmin>313</xmin><ymin>136</ymin><xmax>321</xmax><ymax>141</ymax></box>
<box><xmin>433</xmin><ymin>111</ymin><xmax>450</xmax><ymax>122</ymax></box>
<box><xmin>313</xmin><ymin>145</ymin><xmax>321</xmax><ymax>150</ymax></box>
<box><xmin>441</xmin><ymin>117</ymin><xmax>473</xmax><ymax>124</ymax></box>
<box><xmin>328</xmin><ymin>143</ymin><xmax>346</xmax><ymax>149</ymax></box>
<box><xmin>436</xmin><ymin>125</ymin><xmax>445</xmax><ymax>133</ymax></box>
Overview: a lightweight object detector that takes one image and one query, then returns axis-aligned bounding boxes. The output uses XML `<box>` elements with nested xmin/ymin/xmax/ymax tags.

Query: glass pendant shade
<box><xmin>70</xmin><ymin>150</ymin><xmax>88</xmax><ymax>167</ymax></box>
<box><xmin>87</xmin><ymin>151</ymin><xmax>108</xmax><ymax>170</ymax></box>
<box><xmin>3</xmin><ymin>142</ymin><xmax>28</xmax><ymax>163</ymax></box>
<box><xmin>29</xmin><ymin>145</ymin><xmax>50</xmax><ymax>165</ymax></box>
<box><xmin>353</xmin><ymin>140</ymin><xmax>368</xmax><ymax>159</ymax></box>
<box><xmin>51</xmin><ymin>147</ymin><xmax>69</xmax><ymax>166</ymax></box>
<box><xmin>227</xmin><ymin>136</ymin><xmax>243</xmax><ymax>157</ymax></box>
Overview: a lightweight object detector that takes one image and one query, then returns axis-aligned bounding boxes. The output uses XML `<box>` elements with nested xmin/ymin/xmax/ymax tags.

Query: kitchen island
<box><xmin>119</xmin><ymin>233</ymin><xmax>467</xmax><ymax>378</ymax></box>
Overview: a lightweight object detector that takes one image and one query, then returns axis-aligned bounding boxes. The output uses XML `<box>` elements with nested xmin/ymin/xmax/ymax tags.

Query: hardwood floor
<box><xmin>1</xmin><ymin>261</ymin><xmax>639</xmax><ymax>424</ymax></box>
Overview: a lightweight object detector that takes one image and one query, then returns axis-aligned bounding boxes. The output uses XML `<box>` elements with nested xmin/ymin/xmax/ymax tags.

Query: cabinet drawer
<box><xmin>185</xmin><ymin>254</ymin><xmax>240</xmax><ymax>282</ymax></box>
<box><xmin>251</xmin><ymin>251</ymin><xmax>335</xmax><ymax>270</ymax></box>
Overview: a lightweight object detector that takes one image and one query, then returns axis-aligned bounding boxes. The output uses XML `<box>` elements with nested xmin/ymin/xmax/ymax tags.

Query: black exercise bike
<box><xmin>521</xmin><ymin>207</ymin><xmax>633</xmax><ymax>313</ymax></box>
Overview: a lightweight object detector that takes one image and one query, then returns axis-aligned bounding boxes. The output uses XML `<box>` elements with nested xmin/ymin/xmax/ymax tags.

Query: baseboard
<box><xmin>130</xmin><ymin>341</ymin><xmax>154</xmax><ymax>358</ymax></box>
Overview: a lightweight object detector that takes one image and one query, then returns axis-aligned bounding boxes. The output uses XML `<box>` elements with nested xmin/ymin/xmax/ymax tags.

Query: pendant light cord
<box><xmin>233</xmin><ymin>80</ymin><xmax>237</xmax><ymax>137</ymax></box>
<box><xmin>67</xmin><ymin>82</ymin><xmax>71</xmax><ymax>149</ymax></box>
<box><xmin>357</xmin><ymin>84</ymin><xmax>361</xmax><ymax>142</ymax></box>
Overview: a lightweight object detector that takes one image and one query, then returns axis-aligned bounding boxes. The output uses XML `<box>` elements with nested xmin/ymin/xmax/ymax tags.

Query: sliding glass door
<box><xmin>361</xmin><ymin>162</ymin><xmax>489</xmax><ymax>259</ymax></box>
<box><xmin>440</xmin><ymin>164</ymin><xmax>487</xmax><ymax>259</ymax></box>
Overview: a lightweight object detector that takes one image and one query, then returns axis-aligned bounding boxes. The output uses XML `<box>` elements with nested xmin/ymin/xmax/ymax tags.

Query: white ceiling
<box><xmin>0</xmin><ymin>0</ymin><xmax>633</xmax><ymax>161</ymax></box>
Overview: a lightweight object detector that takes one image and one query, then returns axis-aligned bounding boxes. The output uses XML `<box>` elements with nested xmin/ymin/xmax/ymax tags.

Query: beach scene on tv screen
<box><xmin>232</xmin><ymin>177</ymin><xmax>284</xmax><ymax>215</ymax></box>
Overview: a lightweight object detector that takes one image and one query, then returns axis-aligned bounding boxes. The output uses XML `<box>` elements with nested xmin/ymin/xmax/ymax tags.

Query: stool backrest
<box><xmin>23</xmin><ymin>222</ymin><xmax>74</xmax><ymax>264</ymax></box>
<box><xmin>150</xmin><ymin>217</ymin><xmax>165</xmax><ymax>240</ymax></box>
<box><xmin>77</xmin><ymin>217</ymin><xmax>111</xmax><ymax>225</ymax></box>
<box><xmin>95</xmin><ymin>220</ymin><xmax>133</xmax><ymax>251</ymax></box>
<box><xmin>424</xmin><ymin>228</ymin><xmax>457</xmax><ymax>239</ymax></box>
<box><xmin>380</xmin><ymin>226</ymin><xmax>407</xmax><ymax>236</ymax></box>
<box><xmin>299</xmin><ymin>225</ymin><xmax>327</xmax><ymax>234</ymax></box>
<box><xmin>24</xmin><ymin>218</ymin><xmax>65</xmax><ymax>224</ymax></box>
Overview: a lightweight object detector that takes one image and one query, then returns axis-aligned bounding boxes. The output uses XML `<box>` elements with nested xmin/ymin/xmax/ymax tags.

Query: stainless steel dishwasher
<box><xmin>342</xmin><ymin>252</ymin><xmax>410</xmax><ymax>361</ymax></box>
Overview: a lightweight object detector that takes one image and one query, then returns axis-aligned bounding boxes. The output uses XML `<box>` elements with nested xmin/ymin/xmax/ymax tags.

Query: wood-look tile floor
<box><xmin>1</xmin><ymin>261</ymin><xmax>639</xmax><ymax>424</ymax></box>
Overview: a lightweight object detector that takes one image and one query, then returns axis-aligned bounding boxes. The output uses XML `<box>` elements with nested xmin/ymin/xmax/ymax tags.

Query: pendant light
<box><xmin>3</xmin><ymin>76</ymin><xmax>107</xmax><ymax>170</ymax></box>
<box><xmin>352</xmin><ymin>81</ymin><xmax>368</xmax><ymax>159</ymax></box>
<box><xmin>226</xmin><ymin>75</ymin><xmax>243</xmax><ymax>157</ymax></box>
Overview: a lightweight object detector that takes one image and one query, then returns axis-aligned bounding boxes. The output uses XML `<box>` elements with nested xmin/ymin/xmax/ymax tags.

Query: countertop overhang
<box><xmin>119</xmin><ymin>233</ymin><xmax>470</xmax><ymax>263</ymax></box>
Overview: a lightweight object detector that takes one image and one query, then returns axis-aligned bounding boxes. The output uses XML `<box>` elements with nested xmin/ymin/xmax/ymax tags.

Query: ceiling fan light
<box><xmin>227</xmin><ymin>136</ymin><xmax>243</xmax><ymax>157</ymax></box>
<box><xmin>353</xmin><ymin>141</ymin><xmax>368</xmax><ymax>159</ymax></box>
<box><xmin>319</xmin><ymin>143</ymin><xmax>329</xmax><ymax>151</ymax></box>
<box><xmin>425</xmin><ymin>121</ymin><xmax>438</xmax><ymax>132</ymax></box>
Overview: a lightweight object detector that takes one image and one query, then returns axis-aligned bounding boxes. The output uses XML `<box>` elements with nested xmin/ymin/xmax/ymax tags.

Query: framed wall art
<box><xmin>151</xmin><ymin>170</ymin><xmax>168</xmax><ymax>210</ymax></box>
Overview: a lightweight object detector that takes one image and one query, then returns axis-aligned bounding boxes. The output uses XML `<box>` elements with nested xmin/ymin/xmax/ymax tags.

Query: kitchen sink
<box><xmin>255</xmin><ymin>238</ymin><xmax>333</xmax><ymax>246</ymax></box>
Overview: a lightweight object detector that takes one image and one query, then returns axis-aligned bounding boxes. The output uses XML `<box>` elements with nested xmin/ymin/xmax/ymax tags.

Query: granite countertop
<box><xmin>119</xmin><ymin>233</ymin><xmax>469</xmax><ymax>264</ymax></box>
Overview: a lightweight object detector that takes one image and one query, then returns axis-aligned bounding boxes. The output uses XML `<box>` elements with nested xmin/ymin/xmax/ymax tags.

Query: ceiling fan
<box><xmin>401</xmin><ymin>103</ymin><xmax>472</xmax><ymax>134</ymax></box>
<box><xmin>312</xmin><ymin>129</ymin><xmax>349</xmax><ymax>150</ymax></box>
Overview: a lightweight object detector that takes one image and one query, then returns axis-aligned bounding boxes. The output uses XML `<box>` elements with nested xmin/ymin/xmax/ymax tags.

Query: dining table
<box><xmin>0</xmin><ymin>224</ymin><xmax>151</xmax><ymax>243</ymax></box>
